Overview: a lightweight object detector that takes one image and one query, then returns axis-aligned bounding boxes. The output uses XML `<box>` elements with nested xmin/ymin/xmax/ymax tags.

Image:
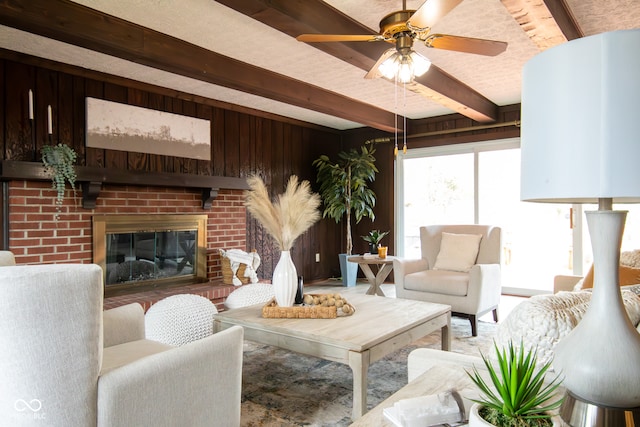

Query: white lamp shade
<box><xmin>521</xmin><ymin>29</ymin><xmax>640</xmax><ymax>203</ymax></box>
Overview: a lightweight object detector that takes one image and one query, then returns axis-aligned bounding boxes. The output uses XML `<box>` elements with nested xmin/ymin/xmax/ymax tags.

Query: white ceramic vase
<box><xmin>272</xmin><ymin>250</ymin><xmax>298</xmax><ymax>307</ymax></box>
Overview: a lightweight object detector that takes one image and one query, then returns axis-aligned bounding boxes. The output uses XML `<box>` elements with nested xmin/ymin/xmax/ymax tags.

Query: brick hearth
<box><xmin>104</xmin><ymin>281</ymin><xmax>238</xmax><ymax>313</ymax></box>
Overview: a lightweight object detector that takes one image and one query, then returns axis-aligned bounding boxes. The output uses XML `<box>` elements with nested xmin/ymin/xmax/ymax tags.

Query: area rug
<box><xmin>239</xmin><ymin>315</ymin><xmax>497</xmax><ymax>427</ymax></box>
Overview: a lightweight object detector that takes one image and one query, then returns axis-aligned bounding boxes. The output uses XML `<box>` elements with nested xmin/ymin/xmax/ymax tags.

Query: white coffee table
<box><xmin>214</xmin><ymin>292</ymin><xmax>451</xmax><ymax>420</ymax></box>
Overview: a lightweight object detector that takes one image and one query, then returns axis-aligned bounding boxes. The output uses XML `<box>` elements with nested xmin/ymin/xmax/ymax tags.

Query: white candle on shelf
<box><xmin>47</xmin><ymin>105</ymin><xmax>52</xmax><ymax>134</ymax></box>
<box><xmin>28</xmin><ymin>90</ymin><xmax>34</xmax><ymax>120</ymax></box>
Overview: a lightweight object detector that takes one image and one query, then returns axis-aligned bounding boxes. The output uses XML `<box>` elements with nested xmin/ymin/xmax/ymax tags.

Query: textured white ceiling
<box><xmin>1</xmin><ymin>0</ymin><xmax>638</xmax><ymax>130</ymax></box>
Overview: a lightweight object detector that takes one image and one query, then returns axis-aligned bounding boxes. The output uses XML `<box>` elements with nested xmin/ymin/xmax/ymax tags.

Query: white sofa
<box><xmin>409</xmin><ymin>253</ymin><xmax>640</xmax><ymax>385</ymax></box>
<box><xmin>393</xmin><ymin>225</ymin><xmax>502</xmax><ymax>336</ymax></box>
<box><xmin>496</xmin><ymin>250</ymin><xmax>640</xmax><ymax>366</ymax></box>
<box><xmin>0</xmin><ymin>263</ymin><xmax>244</xmax><ymax>427</ymax></box>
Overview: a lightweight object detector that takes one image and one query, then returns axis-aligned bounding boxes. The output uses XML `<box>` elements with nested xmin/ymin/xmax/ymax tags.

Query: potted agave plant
<box><xmin>362</xmin><ymin>229</ymin><xmax>389</xmax><ymax>254</ymax></box>
<box><xmin>466</xmin><ymin>341</ymin><xmax>564</xmax><ymax>427</ymax></box>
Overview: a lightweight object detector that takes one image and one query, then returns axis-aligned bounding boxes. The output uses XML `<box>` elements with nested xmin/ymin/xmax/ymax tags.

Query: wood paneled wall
<box><xmin>0</xmin><ymin>57</ymin><xmax>344</xmax><ymax>281</ymax></box>
<box><xmin>0</xmin><ymin>53</ymin><xmax>522</xmax><ymax>282</ymax></box>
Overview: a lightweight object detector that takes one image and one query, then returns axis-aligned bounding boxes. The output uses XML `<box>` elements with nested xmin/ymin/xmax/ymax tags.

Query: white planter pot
<box><xmin>272</xmin><ymin>251</ymin><xmax>298</xmax><ymax>307</ymax></box>
<box><xmin>468</xmin><ymin>404</ymin><xmax>493</xmax><ymax>427</ymax></box>
<box><xmin>469</xmin><ymin>403</ymin><xmax>564</xmax><ymax>427</ymax></box>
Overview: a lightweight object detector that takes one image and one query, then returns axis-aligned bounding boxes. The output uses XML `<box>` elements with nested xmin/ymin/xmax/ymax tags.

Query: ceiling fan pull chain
<box><xmin>403</xmin><ymin>81</ymin><xmax>407</xmax><ymax>154</ymax></box>
<box><xmin>394</xmin><ymin>73</ymin><xmax>399</xmax><ymax>156</ymax></box>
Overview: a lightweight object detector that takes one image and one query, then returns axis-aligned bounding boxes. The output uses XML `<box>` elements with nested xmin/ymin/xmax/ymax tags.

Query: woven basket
<box><xmin>221</xmin><ymin>252</ymin><xmax>250</xmax><ymax>285</ymax></box>
<box><xmin>262</xmin><ymin>293</ymin><xmax>355</xmax><ymax>319</ymax></box>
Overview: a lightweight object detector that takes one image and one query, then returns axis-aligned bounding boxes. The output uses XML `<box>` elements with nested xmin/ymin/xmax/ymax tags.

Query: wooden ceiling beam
<box><xmin>0</xmin><ymin>0</ymin><xmax>400</xmax><ymax>132</ymax></box>
<box><xmin>543</xmin><ymin>0</ymin><xmax>583</xmax><ymax>41</ymax></box>
<box><xmin>217</xmin><ymin>0</ymin><xmax>500</xmax><ymax>123</ymax></box>
<box><xmin>500</xmin><ymin>0</ymin><xmax>583</xmax><ymax>50</ymax></box>
<box><xmin>216</xmin><ymin>0</ymin><xmax>386</xmax><ymax>72</ymax></box>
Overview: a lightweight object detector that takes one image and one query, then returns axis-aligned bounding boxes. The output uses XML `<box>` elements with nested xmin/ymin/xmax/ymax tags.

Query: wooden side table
<box><xmin>347</xmin><ymin>255</ymin><xmax>395</xmax><ymax>296</ymax></box>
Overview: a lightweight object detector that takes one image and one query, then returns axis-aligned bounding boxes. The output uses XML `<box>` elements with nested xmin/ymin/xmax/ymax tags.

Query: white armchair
<box><xmin>0</xmin><ymin>250</ymin><xmax>16</xmax><ymax>266</ymax></box>
<box><xmin>0</xmin><ymin>264</ymin><xmax>244</xmax><ymax>427</ymax></box>
<box><xmin>393</xmin><ymin>225</ymin><xmax>502</xmax><ymax>336</ymax></box>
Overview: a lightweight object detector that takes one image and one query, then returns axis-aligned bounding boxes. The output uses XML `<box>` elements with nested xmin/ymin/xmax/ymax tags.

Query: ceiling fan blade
<box><xmin>407</xmin><ymin>0</ymin><xmax>463</xmax><ymax>30</ymax></box>
<box><xmin>424</xmin><ymin>34</ymin><xmax>508</xmax><ymax>56</ymax></box>
<box><xmin>364</xmin><ymin>48</ymin><xmax>397</xmax><ymax>79</ymax></box>
<box><xmin>296</xmin><ymin>34</ymin><xmax>381</xmax><ymax>43</ymax></box>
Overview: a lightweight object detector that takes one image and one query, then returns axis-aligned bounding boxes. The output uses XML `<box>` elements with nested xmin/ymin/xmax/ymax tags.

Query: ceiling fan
<box><xmin>297</xmin><ymin>0</ymin><xmax>508</xmax><ymax>81</ymax></box>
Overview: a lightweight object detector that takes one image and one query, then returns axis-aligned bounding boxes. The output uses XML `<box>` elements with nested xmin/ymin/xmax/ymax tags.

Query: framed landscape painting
<box><xmin>86</xmin><ymin>97</ymin><xmax>211</xmax><ymax>160</ymax></box>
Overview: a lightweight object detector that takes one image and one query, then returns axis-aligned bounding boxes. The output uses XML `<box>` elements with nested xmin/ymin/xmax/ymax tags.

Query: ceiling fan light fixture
<box><xmin>410</xmin><ymin>51</ymin><xmax>431</xmax><ymax>77</ymax></box>
<box><xmin>379</xmin><ymin>53</ymin><xmax>400</xmax><ymax>79</ymax></box>
<box><xmin>397</xmin><ymin>57</ymin><xmax>413</xmax><ymax>83</ymax></box>
<box><xmin>378</xmin><ymin>49</ymin><xmax>430</xmax><ymax>83</ymax></box>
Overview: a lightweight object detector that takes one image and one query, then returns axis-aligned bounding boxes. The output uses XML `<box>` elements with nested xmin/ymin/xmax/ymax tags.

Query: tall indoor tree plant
<box><xmin>313</xmin><ymin>142</ymin><xmax>378</xmax><ymax>286</ymax></box>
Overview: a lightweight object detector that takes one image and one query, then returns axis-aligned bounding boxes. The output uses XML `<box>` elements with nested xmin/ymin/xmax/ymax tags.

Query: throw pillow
<box><xmin>433</xmin><ymin>232</ymin><xmax>483</xmax><ymax>273</ymax></box>
<box><xmin>579</xmin><ymin>264</ymin><xmax>640</xmax><ymax>289</ymax></box>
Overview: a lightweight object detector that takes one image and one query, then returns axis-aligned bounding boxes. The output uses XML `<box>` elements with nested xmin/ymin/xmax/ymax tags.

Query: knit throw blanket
<box><xmin>496</xmin><ymin>288</ymin><xmax>640</xmax><ymax>365</ymax></box>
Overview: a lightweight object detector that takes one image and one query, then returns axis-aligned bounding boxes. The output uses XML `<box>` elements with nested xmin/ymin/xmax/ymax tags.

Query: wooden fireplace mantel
<box><xmin>0</xmin><ymin>160</ymin><xmax>249</xmax><ymax>209</ymax></box>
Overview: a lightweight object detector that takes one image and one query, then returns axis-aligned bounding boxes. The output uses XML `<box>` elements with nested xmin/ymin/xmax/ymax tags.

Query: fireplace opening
<box><xmin>93</xmin><ymin>214</ymin><xmax>208</xmax><ymax>296</ymax></box>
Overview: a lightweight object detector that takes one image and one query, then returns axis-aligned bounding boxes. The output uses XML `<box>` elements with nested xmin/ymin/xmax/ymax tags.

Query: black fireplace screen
<box><xmin>105</xmin><ymin>230</ymin><xmax>197</xmax><ymax>285</ymax></box>
<box><xmin>93</xmin><ymin>214</ymin><xmax>208</xmax><ymax>294</ymax></box>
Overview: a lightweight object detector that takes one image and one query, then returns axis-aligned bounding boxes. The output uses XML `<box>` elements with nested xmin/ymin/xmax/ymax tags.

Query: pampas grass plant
<box><xmin>245</xmin><ymin>175</ymin><xmax>321</xmax><ymax>250</ymax></box>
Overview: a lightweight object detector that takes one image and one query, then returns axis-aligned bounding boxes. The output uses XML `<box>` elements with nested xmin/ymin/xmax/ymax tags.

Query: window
<box><xmin>397</xmin><ymin>139</ymin><xmax>572</xmax><ymax>295</ymax></box>
<box><xmin>400</xmin><ymin>152</ymin><xmax>473</xmax><ymax>258</ymax></box>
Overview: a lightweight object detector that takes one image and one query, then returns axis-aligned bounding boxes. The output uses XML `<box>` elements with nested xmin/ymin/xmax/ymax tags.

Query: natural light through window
<box><xmin>478</xmin><ymin>149</ymin><xmax>572</xmax><ymax>293</ymax></box>
<box><xmin>402</xmin><ymin>153</ymin><xmax>473</xmax><ymax>259</ymax></box>
<box><xmin>399</xmin><ymin>140</ymin><xmax>574</xmax><ymax>295</ymax></box>
<box><xmin>397</xmin><ymin>139</ymin><xmax>640</xmax><ymax>296</ymax></box>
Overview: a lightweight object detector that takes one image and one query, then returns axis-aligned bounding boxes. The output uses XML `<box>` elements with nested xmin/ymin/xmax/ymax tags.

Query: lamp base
<box><xmin>553</xmin><ymin>210</ymin><xmax>640</xmax><ymax>407</ymax></box>
<box><xmin>560</xmin><ymin>391</ymin><xmax>640</xmax><ymax>427</ymax></box>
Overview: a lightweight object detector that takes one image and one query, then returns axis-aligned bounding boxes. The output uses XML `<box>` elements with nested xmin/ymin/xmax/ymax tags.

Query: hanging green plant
<box><xmin>40</xmin><ymin>143</ymin><xmax>77</xmax><ymax>220</ymax></box>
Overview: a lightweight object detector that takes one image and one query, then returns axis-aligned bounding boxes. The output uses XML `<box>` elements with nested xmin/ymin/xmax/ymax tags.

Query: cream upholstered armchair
<box><xmin>0</xmin><ymin>250</ymin><xmax>16</xmax><ymax>266</ymax></box>
<box><xmin>393</xmin><ymin>225</ymin><xmax>502</xmax><ymax>336</ymax></box>
<box><xmin>0</xmin><ymin>263</ymin><xmax>244</xmax><ymax>427</ymax></box>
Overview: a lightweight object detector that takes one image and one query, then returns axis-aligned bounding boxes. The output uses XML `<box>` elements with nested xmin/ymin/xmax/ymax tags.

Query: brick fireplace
<box><xmin>6</xmin><ymin>180</ymin><xmax>248</xmax><ymax>310</ymax></box>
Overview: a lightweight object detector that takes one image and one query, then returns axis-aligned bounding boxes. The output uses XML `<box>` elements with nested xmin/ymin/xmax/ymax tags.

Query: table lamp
<box><xmin>521</xmin><ymin>29</ymin><xmax>640</xmax><ymax>426</ymax></box>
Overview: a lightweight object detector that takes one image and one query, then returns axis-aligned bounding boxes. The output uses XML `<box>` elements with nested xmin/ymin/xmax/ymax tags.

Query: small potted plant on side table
<box><xmin>362</xmin><ymin>229</ymin><xmax>389</xmax><ymax>254</ymax></box>
<box><xmin>466</xmin><ymin>341</ymin><xmax>564</xmax><ymax>427</ymax></box>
